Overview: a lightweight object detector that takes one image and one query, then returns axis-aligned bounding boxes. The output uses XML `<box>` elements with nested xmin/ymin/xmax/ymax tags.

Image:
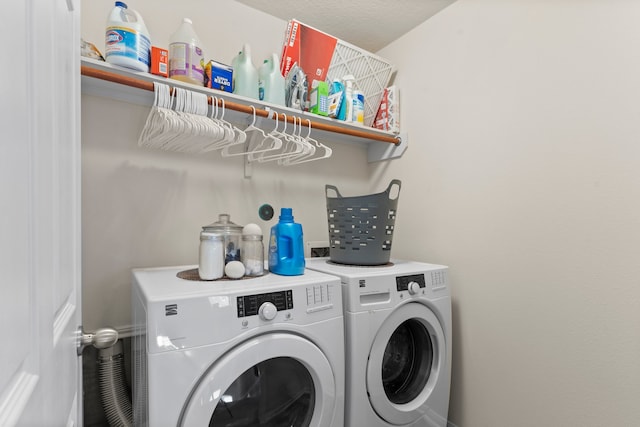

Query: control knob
<box><xmin>259</xmin><ymin>302</ymin><xmax>278</xmax><ymax>321</ymax></box>
<box><xmin>407</xmin><ymin>281</ymin><xmax>422</xmax><ymax>295</ymax></box>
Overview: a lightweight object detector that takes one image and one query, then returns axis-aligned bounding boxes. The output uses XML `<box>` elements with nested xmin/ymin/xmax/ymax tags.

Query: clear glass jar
<box><xmin>199</xmin><ymin>232</ymin><xmax>224</xmax><ymax>280</ymax></box>
<box><xmin>242</xmin><ymin>234</ymin><xmax>264</xmax><ymax>276</ymax></box>
<box><xmin>202</xmin><ymin>214</ymin><xmax>243</xmax><ymax>264</ymax></box>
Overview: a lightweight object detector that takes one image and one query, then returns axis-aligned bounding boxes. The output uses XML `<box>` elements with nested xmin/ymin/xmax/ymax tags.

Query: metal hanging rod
<box><xmin>80</xmin><ymin>64</ymin><xmax>401</xmax><ymax>145</ymax></box>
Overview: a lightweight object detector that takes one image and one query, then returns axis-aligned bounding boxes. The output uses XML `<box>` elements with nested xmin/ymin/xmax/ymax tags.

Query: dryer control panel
<box><xmin>396</xmin><ymin>274</ymin><xmax>426</xmax><ymax>292</ymax></box>
<box><xmin>237</xmin><ymin>290</ymin><xmax>294</xmax><ymax>318</ymax></box>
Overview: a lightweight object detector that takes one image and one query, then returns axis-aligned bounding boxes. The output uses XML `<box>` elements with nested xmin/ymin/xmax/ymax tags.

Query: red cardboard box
<box><xmin>151</xmin><ymin>46</ymin><xmax>168</xmax><ymax>77</ymax></box>
<box><xmin>280</xmin><ymin>19</ymin><xmax>337</xmax><ymax>80</ymax></box>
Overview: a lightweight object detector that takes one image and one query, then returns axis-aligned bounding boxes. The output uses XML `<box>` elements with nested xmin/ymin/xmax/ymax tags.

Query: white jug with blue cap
<box><xmin>105</xmin><ymin>1</ymin><xmax>151</xmax><ymax>72</ymax></box>
<box><xmin>232</xmin><ymin>44</ymin><xmax>259</xmax><ymax>100</ymax></box>
<box><xmin>259</xmin><ymin>53</ymin><xmax>286</xmax><ymax>106</ymax></box>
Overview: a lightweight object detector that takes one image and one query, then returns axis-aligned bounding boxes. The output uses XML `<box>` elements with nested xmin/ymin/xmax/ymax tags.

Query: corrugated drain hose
<box><xmin>98</xmin><ymin>340</ymin><xmax>133</xmax><ymax>427</ymax></box>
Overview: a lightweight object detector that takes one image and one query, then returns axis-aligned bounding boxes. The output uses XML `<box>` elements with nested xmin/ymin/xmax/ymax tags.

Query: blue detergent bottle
<box><xmin>268</xmin><ymin>208</ymin><xmax>305</xmax><ymax>276</ymax></box>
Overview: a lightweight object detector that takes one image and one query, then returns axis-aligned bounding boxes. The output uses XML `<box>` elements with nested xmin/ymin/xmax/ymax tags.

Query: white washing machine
<box><xmin>306</xmin><ymin>258</ymin><xmax>452</xmax><ymax>427</ymax></box>
<box><xmin>132</xmin><ymin>265</ymin><xmax>345</xmax><ymax>427</ymax></box>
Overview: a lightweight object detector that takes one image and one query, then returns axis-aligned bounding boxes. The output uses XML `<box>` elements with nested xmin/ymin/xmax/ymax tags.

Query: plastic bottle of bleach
<box><xmin>268</xmin><ymin>208</ymin><xmax>305</xmax><ymax>276</ymax></box>
<box><xmin>105</xmin><ymin>1</ymin><xmax>151</xmax><ymax>72</ymax></box>
<box><xmin>232</xmin><ymin>44</ymin><xmax>259</xmax><ymax>100</ymax></box>
<box><xmin>168</xmin><ymin>18</ymin><xmax>205</xmax><ymax>86</ymax></box>
<box><xmin>258</xmin><ymin>53</ymin><xmax>286</xmax><ymax>106</ymax></box>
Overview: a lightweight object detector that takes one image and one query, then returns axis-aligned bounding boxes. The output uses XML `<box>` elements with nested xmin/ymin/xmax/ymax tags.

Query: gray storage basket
<box><xmin>325</xmin><ymin>179</ymin><xmax>401</xmax><ymax>265</ymax></box>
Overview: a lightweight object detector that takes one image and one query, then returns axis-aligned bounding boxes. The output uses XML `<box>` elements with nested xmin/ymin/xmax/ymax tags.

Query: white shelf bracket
<box><xmin>244</xmin><ymin>154</ymin><xmax>253</xmax><ymax>178</ymax></box>
<box><xmin>367</xmin><ymin>132</ymin><xmax>408</xmax><ymax>163</ymax></box>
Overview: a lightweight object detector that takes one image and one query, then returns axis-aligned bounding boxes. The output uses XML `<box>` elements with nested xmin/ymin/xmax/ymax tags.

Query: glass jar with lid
<box><xmin>242</xmin><ymin>234</ymin><xmax>264</xmax><ymax>276</ymax></box>
<box><xmin>202</xmin><ymin>214</ymin><xmax>243</xmax><ymax>264</ymax></box>
<box><xmin>241</xmin><ymin>223</ymin><xmax>264</xmax><ymax>276</ymax></box>
<box><xmin>198</xmin><ymin>232</ymin><xmax>224</xmax><ymax>280</ymax></box>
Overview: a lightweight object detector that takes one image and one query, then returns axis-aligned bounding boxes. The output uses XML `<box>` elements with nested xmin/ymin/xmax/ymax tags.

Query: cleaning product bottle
<box><xmin>231</xmin><ymin>51</ymin><xmax>241</xmax><ymax>92</ymax></box>
<box><xmin>338</xmin><ymin>75</ymin><xmax>355</xmax><ymax>122</ymax></box>
<box><xmin>232</xmin><ymin>44</ymin><xmax>259</xmax><ymax>100</ymax></box>
<box><xmin>309</xmin><ymin>80</ymin><xmax>329</xmax><ymax>116</ymax></box>
<box><xmin>328</xmin><ymin>79</ymin><xmax>344</xmax><ymax>118</ymax></box>
<box><xmin>268</xmin><ymin>208</ymin><xmax>305</xmax><ymax>276</ymax></box>
<box><xmin>257</xmin><ymin>59</ymin><xmax>268</xmax><ymax>100</ymax></box>
<box><xmin>168</xmin><ymin>18</ymin><xmax>205</xmax><ymax>86</ymax></box>
<box><xmin>258</xmin><ymin>53</ymin><xmax>286</xmax><ymax>106</ymax></box>
<box><xmin>105</xmin><ymin>1</ymin><xmax>151</xmax><ymax>72</ymax></box>
<box><xmin>352</xmin><ymin>89</ymin><xmax>365</xmax><ymax>125</ymax></box>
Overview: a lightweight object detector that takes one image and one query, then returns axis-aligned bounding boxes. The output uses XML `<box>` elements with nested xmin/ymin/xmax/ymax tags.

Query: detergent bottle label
<box><xmin>268</xmin><ymin>232</ymin><xmax>278</xmax><ymax>268</ymax></box>
<box><xmin>105</xmin><ymin>26</ymin><xmax>150</xmax><ymax>66</ymax></box>
<box><xmin>169</xmin><ymin>42</ymin><xmax>204</xmax><ymax>81</ymax></box>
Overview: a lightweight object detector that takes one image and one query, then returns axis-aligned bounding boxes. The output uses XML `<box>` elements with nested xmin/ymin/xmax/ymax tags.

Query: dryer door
<box><xmin>179</xmin><ymin>332</ymin><xmax>336</xmax><ymax>427</ymax></box>
<box><xmin>366</xmin><ymin>302</ymin><xmax>447</xmax><ymax>425</ymax></box>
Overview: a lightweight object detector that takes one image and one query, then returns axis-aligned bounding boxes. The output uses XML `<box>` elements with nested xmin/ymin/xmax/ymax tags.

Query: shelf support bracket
<box><xmin>368</xmin><ymin>132</ymin><xmax>408</xmax><ymax>163</ymax></box>
<box><xmin>242</xmin><ymin>114</ymin><xmax>272</xmax><ymax>179</ymax></box>
<box><xmin>244</xmin><ymin>155</ymin><xmax>253</xmax><ymax>179</ymax></box>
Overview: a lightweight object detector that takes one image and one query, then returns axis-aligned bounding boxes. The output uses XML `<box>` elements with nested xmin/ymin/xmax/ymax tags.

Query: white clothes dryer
<box><xmin>306</xmin><ymin>258</ymin><xmax>452</xmax><ymax>427</ymax></box>
<box><xmin>132</xmin><ymin>266</ymin><xmax>345</xmax><ymax>427</ymax></box>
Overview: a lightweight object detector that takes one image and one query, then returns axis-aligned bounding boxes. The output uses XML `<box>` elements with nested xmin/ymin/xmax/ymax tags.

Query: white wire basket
<box><xmin>326</xmin><ymin>40</ymin><xmax>395</xmax><ymax>128</ymax></box>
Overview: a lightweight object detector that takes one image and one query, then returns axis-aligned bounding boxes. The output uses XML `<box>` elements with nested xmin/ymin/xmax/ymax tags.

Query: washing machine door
<box><xmin>366</xmin><ymin>302</ymin><xmax>447</xmax><ymax>425</ymax></box>
<box><xmin>179</xmin><ymin>332</ymin><xmax>336</xmax><ymax>427</ymax></box>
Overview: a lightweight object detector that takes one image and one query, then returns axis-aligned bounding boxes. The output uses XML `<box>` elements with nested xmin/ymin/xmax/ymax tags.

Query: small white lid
<box><xmin>242</xmin><ymin>223</ymin><xmax>263</xmax><ymax>236</ymax></box>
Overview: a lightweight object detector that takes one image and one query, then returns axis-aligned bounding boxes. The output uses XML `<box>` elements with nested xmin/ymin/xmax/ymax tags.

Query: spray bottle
<box><xmin>338</xmin><ymin>75</ymin><xmax>355</xmax><ymax>122</ymax></box>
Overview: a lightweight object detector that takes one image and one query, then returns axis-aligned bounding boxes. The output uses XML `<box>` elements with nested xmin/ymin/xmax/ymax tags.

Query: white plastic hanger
<box><xmin>255</xmin><ymin>114</ymin><xmax>306</xmax><ymax>163</ymax></box>
<box><xmin>283</xmin><ymin>119</ymin><xmax>332</xmax><ymax>165</ymax></box>
<box><xmin>202</xmin><ymin>97</ymin><xmax>246</xmax><ymax>152</ymax></box>
<box><xmin>221</xmin><ymin>106</ymin><xmax>270</xmax><ymax>157</ymax></box>
<box><xmin>170</xmin><ymin>88</ymin><xmax>215</xmax><ymax>153</ymax></box>
<box><xmin>247</xmin><ymin>111</ymin><xmax>286</xmax><ymax>162</ymax></box>
<box><xmin>138</xmin><ymin>82</ymin><xmax>177</xmax><ymax>148</ymax></box>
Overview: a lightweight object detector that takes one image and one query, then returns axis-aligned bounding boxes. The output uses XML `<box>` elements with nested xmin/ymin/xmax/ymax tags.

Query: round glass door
<box><xmin>366</xmin><ymin>303</ymin><xmax>446</xmax><ymax>425</ymax></box>
<box><xmin>179</xmin><ymin>333</ymin><xmax>336</xmax><ymax>427</ymax></box>
<box><xmin>382</xmin><ymin>319</ymin><xmax>433</xmax><ymax>404</ymax></box>
<box><xmin>209</xmin><ymin>357</ymin><xmax>314</xmax><ymax>426</ymax></box>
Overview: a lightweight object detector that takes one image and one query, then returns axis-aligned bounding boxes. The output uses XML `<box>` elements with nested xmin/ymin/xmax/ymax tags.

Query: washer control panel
<box><xmin>237</xmin><ymin>290</ymin><xmax>293</xmax><ymax>318</ymax></box>
<box><xmin>396</xmin><ymin>274</ymin><xmax>426</xmax><ymax>292</ymax></box>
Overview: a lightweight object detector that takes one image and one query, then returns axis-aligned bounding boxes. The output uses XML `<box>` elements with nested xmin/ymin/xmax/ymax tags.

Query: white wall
<box><xmin>375</xmin><ymin>0</ymin><xmax>640</xmax><ymax>425</ymax></box>
<box><xmin>82</xmin><ymin>0</ymin><xmax>640</xmax><ymax>425</ymax></box>
<box><xmin>80</xmin><ymin>0</ymin><xmax>374</xmax><ymax>331</ymax></box>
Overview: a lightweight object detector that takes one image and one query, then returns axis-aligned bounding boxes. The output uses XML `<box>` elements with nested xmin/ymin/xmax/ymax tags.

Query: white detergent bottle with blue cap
<box><xmin>105</xmin><ymin>1</ymin><xmax>151</xmax><ymax>72</ymax></box>
<box><xmin>232</xmin><ymin>44</ymin><xmax>259</xmax><ymax>99</ymax></box>
<box><xmin>259</xmin><ymin>53</ymin><xmax>286</xmax><ymax>106</ymax></box>
<box><xmin>268</xmin><ymin>208</ymin><xmax>305</xmax><ymax>276</ymax></box>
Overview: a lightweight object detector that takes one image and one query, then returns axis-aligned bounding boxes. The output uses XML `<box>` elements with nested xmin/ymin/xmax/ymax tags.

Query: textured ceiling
<box><xmin>234</xmin><ymin>0</ymin><xmax>456</xmax><ymax>52</ymax></box>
